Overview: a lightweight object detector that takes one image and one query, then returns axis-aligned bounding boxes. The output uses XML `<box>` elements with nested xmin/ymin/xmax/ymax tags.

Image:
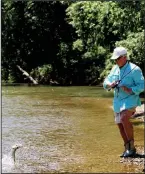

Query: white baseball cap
<box><xmin>110</xmin><ymin>47</ymin><xmax>127</xmax><ymax>60</ymax></box>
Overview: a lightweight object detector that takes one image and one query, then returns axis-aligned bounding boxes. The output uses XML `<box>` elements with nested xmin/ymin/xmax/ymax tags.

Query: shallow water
<box><xmin>2</xmin><ymin>86</ymin><xmax>144</xmax><ymax>173</ymax></box>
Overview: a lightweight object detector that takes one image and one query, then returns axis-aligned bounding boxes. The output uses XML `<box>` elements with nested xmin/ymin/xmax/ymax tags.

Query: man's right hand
<box><xmin>107</xmin><ymin>81</ymin><xmax>119</xmax><ymax>89</ymax></box>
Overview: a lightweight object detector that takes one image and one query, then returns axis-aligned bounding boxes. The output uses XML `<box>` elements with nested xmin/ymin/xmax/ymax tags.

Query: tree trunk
<box><xmin>17</xmin><ymin>65</ymin><xmax>38</xmax><ymax>85</ymax></box>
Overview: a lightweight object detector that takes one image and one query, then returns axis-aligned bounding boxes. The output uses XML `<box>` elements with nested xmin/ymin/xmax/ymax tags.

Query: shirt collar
<box><xmin>119</xmin><ymin>61</ymin><xmax>128</xmax><ymax>70</ymax></box>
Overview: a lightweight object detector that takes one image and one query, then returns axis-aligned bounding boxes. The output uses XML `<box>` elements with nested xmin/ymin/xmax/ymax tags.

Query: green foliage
<box><xmin>66</xmin><ymin>1</ymin><xmax>143</xmax><ymax>49</ymax></box>
<box><xmin>30</xmin><ymin>64</ymin><xmax>53</xmax><ymax>84</ymax></box>
<box><xmin>115</xmin><ymin>30</ymin><xmax>145</xmax><ymax>70</ymax></box>
<box><xmin>99</xmin><ymin>53</ymin><xmax>114</xmax><ymax>80</ymax></box>
<box><xmin>1</xmin><ymin>0</ymin><xmax>144</xmax><ymax>85</ymax></box>
<box><xmin>2</xmin><ymin>1</ymin><xmax>73</xmax><ymax>83</ymax></box>
<box><xmin>66</xmin><ymin>1</ymin><xmax>144</xmax><ymax>84</ymax></box>
<box><xmin>100</xmin><ymin>30</ymin><xmax>144</xmax><ymax>80</ymax></box>
<box><xmin>2</xmin><ymin>68</ymin><xmax>9</xmax><ymax>83</ymax></box>
<box><xmin>73</xmin><ymin>39</ymin><xmax>83</xmax><ymax>51</ymax></box>
<box><xmin>85</xmin><ymin>63</ymin><xmax>103</xmax><ymax>85</ymax></box>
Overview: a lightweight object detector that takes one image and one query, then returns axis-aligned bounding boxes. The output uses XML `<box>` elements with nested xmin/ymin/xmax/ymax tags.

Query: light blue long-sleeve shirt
<box><xmin>103</xmin><ymin>61</ymin><xmax>144</xmax><ymax>112</ymax></box>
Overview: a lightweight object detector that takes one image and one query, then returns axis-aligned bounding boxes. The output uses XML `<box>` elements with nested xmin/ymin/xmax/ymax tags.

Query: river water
<box><xmin>2</xmin><ymin>86</ymin><xmax>144</xmax><ymax>173</ymax></box>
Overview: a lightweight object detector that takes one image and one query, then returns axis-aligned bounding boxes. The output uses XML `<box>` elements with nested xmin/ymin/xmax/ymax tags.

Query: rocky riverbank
<box><xmin>131</xmin><ymin>104</ymin><xmax>145</xmax><ymax>122</ymax></box>
<box><xmin>120</xmin><ymin>146</ymin><xmax>145</xmax><ymax>173</ymax></box>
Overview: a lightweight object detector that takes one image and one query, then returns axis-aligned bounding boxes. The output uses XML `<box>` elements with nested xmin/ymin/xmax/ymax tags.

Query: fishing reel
<box><xmin>112</xmin><ymin>80</ymin><xmax>121</xmax><ymax>89</ymax></box>
<box><xmin>108</xmin><ymin>80</ymin><xmax>121</xmax><ymax>91</ymax></box>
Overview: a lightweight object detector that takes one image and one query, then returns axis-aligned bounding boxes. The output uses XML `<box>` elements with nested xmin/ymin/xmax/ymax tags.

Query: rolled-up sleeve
<box><xmin>103</xmin><ymin>75</ymin><xmax>112</xmax><ymax>90</ymax></box>
<box><xmin>131</xmin><ymin>67</ymin><xmax>145</xmax><ymax>95</ymax></box>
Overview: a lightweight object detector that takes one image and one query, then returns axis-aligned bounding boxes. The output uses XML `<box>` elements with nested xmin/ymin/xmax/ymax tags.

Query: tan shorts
<box><xmin>114</xmin><ymin>108</ymin><xmax>136</xmax><ymax>124</ymax></box>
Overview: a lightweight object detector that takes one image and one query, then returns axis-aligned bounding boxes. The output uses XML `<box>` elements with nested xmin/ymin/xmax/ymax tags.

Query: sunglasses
<box><xmin>115</xmin><ymin>56</ymin><xmax>124</xmax><ymax>61</ymax></box>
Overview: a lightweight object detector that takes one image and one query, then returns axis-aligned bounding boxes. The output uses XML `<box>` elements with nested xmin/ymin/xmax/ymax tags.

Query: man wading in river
<box><xmin>103</xmin><ymin>47</ymin><xmax>144</xmax><ymax>158</ymax></box>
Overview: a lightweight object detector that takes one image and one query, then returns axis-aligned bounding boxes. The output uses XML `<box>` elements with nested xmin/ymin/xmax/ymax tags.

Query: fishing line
<box><xmin>108</xmin><ymin>62</ymin><xmax>137</xmax><ymax>91</ymax></box>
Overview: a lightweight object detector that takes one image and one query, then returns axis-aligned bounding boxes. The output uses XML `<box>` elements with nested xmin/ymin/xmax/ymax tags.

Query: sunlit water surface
<box><xmin>2</xmin><ymin>86</ymin><xmax>144</xmax><ymax>173</ymax></box>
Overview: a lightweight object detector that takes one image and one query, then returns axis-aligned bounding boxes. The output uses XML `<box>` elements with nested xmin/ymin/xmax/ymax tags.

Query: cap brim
<box><xmin>110</xmin><ymin>55</ymin><xmax>119</xmax><ymax>60</ymax></box>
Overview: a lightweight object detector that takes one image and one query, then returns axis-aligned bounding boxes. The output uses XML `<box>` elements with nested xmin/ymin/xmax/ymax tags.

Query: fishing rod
<box><xmin>108</xmin><ymin>64</ymin><xmax>137</xmax><ymax>91</ymax></box>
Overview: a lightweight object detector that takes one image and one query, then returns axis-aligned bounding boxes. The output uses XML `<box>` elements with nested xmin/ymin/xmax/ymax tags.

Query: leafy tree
<box><xmin>2</xmin><ymin>1</ymin><xmax>75</xmax><ymax>83</ymax></box>
<box><xmin>30</xmin><ymin>64</ymin><xmax>52</xmax><ymax>84</ymax></box>
<box><xmin>2</xmin><ymin>0</ymin><xmax>144</xmax><ymax>85</ymax></box>
<box><xmin>115</xmin><ymin>31</ymin><xmax>145</xmax><ymax>72</ymax></box>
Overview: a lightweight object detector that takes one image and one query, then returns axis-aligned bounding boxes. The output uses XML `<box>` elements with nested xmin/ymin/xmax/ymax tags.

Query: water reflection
<box><xmin>2</xmin><ymin>86</ymin><xmax>144</xmax><ymax>173</ymax></box>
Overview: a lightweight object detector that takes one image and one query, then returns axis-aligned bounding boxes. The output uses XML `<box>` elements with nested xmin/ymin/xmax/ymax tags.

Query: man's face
<box><xmin>115</xmin><ymin>55</ymin><xmax>127</xmax><ymax>67</ymax></box>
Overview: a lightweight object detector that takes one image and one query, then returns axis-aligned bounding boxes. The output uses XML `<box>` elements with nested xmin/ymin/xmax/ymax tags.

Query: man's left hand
<box><xmin>121</xmin><ymin>86</ymin><xmax>132</xmax><ymax>93</ymax></box>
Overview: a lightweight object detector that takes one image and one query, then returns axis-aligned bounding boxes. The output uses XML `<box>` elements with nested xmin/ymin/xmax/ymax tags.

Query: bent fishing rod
<box><xmin>108</xmin><ymin>64</ymin><xmax>137</xmax><ymax>91</ymax></box>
